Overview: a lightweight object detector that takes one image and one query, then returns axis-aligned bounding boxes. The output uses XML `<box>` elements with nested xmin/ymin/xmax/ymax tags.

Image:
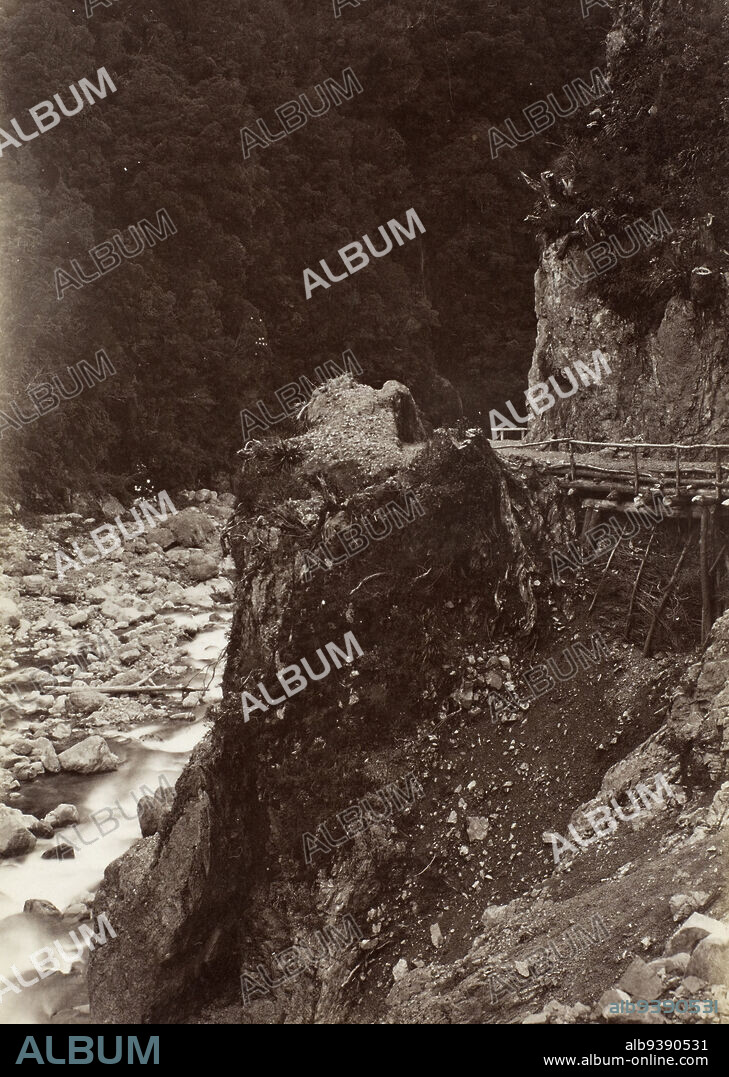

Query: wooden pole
<box><xmin>625</xmin><ymin>530</ymin><xmax>656</xmax><ymax>641</ymax></box>
<box><xmin>700</xmin><ymin>507</ymin><xmax>713</xmax><ymax>643</ymax></box>
<box><xmin>633</xmin><ymin>446</ymin><xmax>640</xmax><ymax>495</ymax></box>
<box><xmin>709</xmin><ymin>544</ymin><xmax>726</xmax><ymax>575</ymax></box>
<box><xmin>588</xmin><ymin>525</ymin><xmax>627</xmax><ymax>613</ymax></box>
<box><xmin>569</xmin><ymin>440</ymin><xmax>576</xmax><ymax>481</ymax></box>
<box><xmin>643</xmin><ymin>534</ymin><xmax>692</xmax><ymax>657</ymax></box>
<box><xmin>716</xmin><ymin>449</ymin><xmax>722</xmax><ymax>500</ymax></box>
<box><xmin>675</xmin><ymin>447</ymin><xmax>681</xmax><ymax>496</ymax></box>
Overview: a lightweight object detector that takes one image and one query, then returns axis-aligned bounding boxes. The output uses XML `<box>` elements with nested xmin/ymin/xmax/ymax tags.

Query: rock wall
<box><xmin>527</xmin><ymin>0</ymin><xmax>729</xmax><ymax>444</ymax></box>
<box><xmin>528</xmin><ymin>250</ymin><xmax>729</xmax><ymax>445</ymax></box>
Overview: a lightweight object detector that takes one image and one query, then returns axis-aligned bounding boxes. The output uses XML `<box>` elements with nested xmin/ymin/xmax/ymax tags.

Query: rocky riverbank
<box><xmin>0</xmin><ymin>489</ymin><xmax>233</xmax><ymax>1022</ymax></box>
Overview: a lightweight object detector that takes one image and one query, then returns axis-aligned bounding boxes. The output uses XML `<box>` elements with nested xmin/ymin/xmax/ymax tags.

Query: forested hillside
<box><xmin>0</xmin><ymin>0</ymin><xmax>609</xmax><ymax>504</ymax></box>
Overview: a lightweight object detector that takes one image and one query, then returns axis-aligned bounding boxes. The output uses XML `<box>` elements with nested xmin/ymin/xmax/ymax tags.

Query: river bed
<box><xmin>0</xmin><ymin>613</ymin><xmax>231</xmax><ymax>1024</ymax></box>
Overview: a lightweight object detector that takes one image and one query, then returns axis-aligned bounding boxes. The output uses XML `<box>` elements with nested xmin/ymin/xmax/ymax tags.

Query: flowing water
<box><xmin>0</xmin><ymin>611</ymin><xmax>231</xmax><ymax>1024</ymax></box>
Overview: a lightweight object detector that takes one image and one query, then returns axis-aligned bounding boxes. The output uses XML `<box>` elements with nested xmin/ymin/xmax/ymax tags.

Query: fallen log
<box><xmin>42</xmin><ymin>684</ymin><xmax>198</xmax><ymax>695</ymax></box>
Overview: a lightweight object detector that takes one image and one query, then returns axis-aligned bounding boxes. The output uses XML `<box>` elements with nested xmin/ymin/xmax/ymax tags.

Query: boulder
<box><xmin>62</xmin><ymin>903</ymin><xmax>90</xmax><ymax>922</ymax></box>
<box><xmin>8</xmin><ymin>738</ymin><xmax>33</xmax><ymax>756</ymax></box>
<box><xmin>392</xmin><ymin>958</ymin><xmax>409</xmax><ymax>982</ymax></box>
<box><xmin>42</xmin><ymin>843</ymin><xmax>75</xmax><ymax>860</ymax></box>
<box><xmin>697</xmin><ymin>660</ymin><xmax>729</xmax><ymax>696</ymax></box>
<box><xmin>665</xmin><ymin>913</ymin><xmax>729</xmax><ymax>956</ymax></box>
<box><xmin>67</xmin><ymin>686</ymin><xmax>108</xmax><ymax>717</ymax></box>
<box><xmin>0</xmin><ymin>805</ymin><xmax>36</xmax><ymax>857</ymax></box>
<box><xmin>209</xmin><ymin>577</ymin><xmax>234</xmax><ymax>602</ymax></box>
<box><xmin>481</xmin><ymin>905</ymin><xmax>510</xmax><ymax>928</ymax></box>
<box><xmin>99</xmin><ymin>601</ymin><xmax>153</xmax><ymax>628</ymax></box>
<box><xmin>6</xmin><ymin>666</ymin><xmax>55</xmax><ymax>689</ymax></box>
<box><xmin>669</xmin><ymin>892</ymin><xmax>710</xmax><ymax>921</ymax></box>
<box><xmin>617</xmin><ymin>957</ymin><xmax>663</xmax><ymax>1000</ymax></box>
<box><xmin>44</xmin><ymin>803</ymin><xmax>80</xmax><ymax>828</ymax></box>
<box><xmin>147</xmin><ymin>526</ymin><xmax>175</xmax><ymax>550</ymax></box>
<box><xmin>100</xmin><ymin>496</ymin><xmax>125</xmax><ymax>522</ymax></box>
<box><xmin>23</xmin><ymin>899</ymin><xmax>62</xmax><ymax>918</ymax></box>
<box><xmin>181</xmin><ymin>585</ymin><xmax>214</xmax><ymax>610</ymax></box>
<box><xmin>58</xmin><ymin>736</ymin><xmax>120</xmax><ymax>774</ymax></box>
<box><xmin>662</xmin><ymin>952</ymin><xmax>691</xmax><ymax>975</ymax></box>
<box><xmin>88</xmin><ymin>585</ymin><xmax>116</xmax><ymax>604</ymax></box>
<box><xmin>152</xmin><ymin>508</ymin><xmax>216</xmax><ymax>549</ymax></box>
<box><xmin>117</xmin><ymin>645</ymin><xmax>143</xmax><ymax>666</ymax></box>
<box><xmin>30</xmin><ymin>737</ymin><xmax>61</xmax><ymax>774</ymax></box>
<box><xmin>0</xmin><ymin>766</ymin><xmax>20</xmax><ymax>797</ymax></box>
<box><xmin>28</xmin><ymin>819</ymin><xmax>54</xmax><ymax>839</ymax></box>
<box><xmin>13</xmin><ymin>760</ymin><xmax>44</xmax><ymax>782</ymax></box>
<box><xmin>2</xmin><ymin>553</ymin><xmax>34</xmax><ymax>575</ymax></box>
<box><xmin>0</xmin><ymin>595</ymin><xmax>20</xmax><ymax>628</ymax></box>
<box><xmin>687</xmin><ymin>934</ymin><xmax>729</xmax><ymax>984</ymax></box>
<box><xmin>44</xmin><ymin>721</ymin><xmax>73</xmax><ymax>745</ymax></box>
<box><xmin>50</xmin><ymin>580</ymin><xmax>77</xmax><ymax>602</ymax></box>
<box><xmin>20</xmin><ymin>575</ymin><xmax>48</xmax><ymax>596</ymax></box>
<box><xmin>187</xmin><ymin>552</ymin><xmax>219</xmax><ymax>582</ymax></box>
<box><xmin>68</xmin><ymin>610</ymin><xmax>91</xmax><ymax>627</ymax></box>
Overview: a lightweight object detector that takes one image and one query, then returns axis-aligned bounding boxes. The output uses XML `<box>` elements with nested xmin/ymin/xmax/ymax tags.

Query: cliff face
<box><xmin>527</xmin><ymin>0</ymin><xmax>729</xmax><ymax>444</ymax></box>
<box><xmin>528</xmin><ymin>249</ymin><xmax>729</xmax><ymax>443</ymax></box>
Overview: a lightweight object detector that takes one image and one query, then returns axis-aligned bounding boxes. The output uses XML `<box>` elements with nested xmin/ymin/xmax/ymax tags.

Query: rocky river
<box><xmin>0</xmin><ymin>490</ymin><xmax>233</xmax><ymax>1024</ymax></box>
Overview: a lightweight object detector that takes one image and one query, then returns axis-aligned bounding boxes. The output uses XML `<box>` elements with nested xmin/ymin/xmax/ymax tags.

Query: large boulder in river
<box><xmin>43</xmin><ymin>803</ymin><xmax>80</xmax><ymax>828</ymax></box>
<box><xmin>30</xmin><ymin>737</ymin><xmax>61</xmax><ymax>774</ymax></box>
<box><xmin>58</xmin><ymin>736</ymin><xmax>120</xmax><ymax>774</ymax></box>
<box><xmin>23</xmin><ymin>899</ymin><xmax>63</xmax><ymax>919</ymax></box>
<box><xmin>149</xmin><ymin>507</ymin><xmax>216</xmax><ymax>549</ymax></box>
<box><xmin>13</xmin><ymin>760</ymin><xmax>44</xmax><ymax>782</ymax></box>
<box><xmin>67</xmin><ymin>686</ymin><xmax>108</xmax><ymax>717</ymax></box>
<box><xmin>0</xmin><ymin>805</ymin><xmax>36</xmax><ymax>857</ymax></box>
<box><xmin>186</xmin><ymin>552</ymin><xmax>219</xmax><ymax>582</ymax></box>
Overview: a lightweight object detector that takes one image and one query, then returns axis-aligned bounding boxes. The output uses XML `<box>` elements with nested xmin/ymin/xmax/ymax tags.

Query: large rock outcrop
<box><xmin>88</xmin><ymin>376</ymin><xmax>550</xmax><ymax>1023</ymax></box>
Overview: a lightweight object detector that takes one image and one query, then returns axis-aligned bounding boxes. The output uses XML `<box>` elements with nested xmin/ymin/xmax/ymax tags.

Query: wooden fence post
<box><xmin>675</xmin><ymin>447</ymin><xmax>681</xmax><ymax>496</ymax></box>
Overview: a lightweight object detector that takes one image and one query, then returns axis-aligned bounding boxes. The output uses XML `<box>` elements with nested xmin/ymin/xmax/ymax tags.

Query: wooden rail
<box><xmin>493</xmin><ymin>438</ymin><xmax>729</xmax><ymax>501</ymax></box>
<box><xmin>491</xmin><ymin>436</ymin><xmax>729</xmax><ymax>647</ymax></box>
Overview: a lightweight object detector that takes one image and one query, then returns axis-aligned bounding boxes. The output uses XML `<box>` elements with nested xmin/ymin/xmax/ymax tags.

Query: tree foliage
<box><xmin>0</xmin><ymin>0</ymin><xmax>608</xmax><ymax>504</ymax></box>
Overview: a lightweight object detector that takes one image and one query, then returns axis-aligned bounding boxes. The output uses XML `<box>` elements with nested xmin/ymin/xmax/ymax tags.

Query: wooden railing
<box><xmin>494</xmin><ymin>437</ymin><xmax>729</xmax><ymax>500</ymax></box>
